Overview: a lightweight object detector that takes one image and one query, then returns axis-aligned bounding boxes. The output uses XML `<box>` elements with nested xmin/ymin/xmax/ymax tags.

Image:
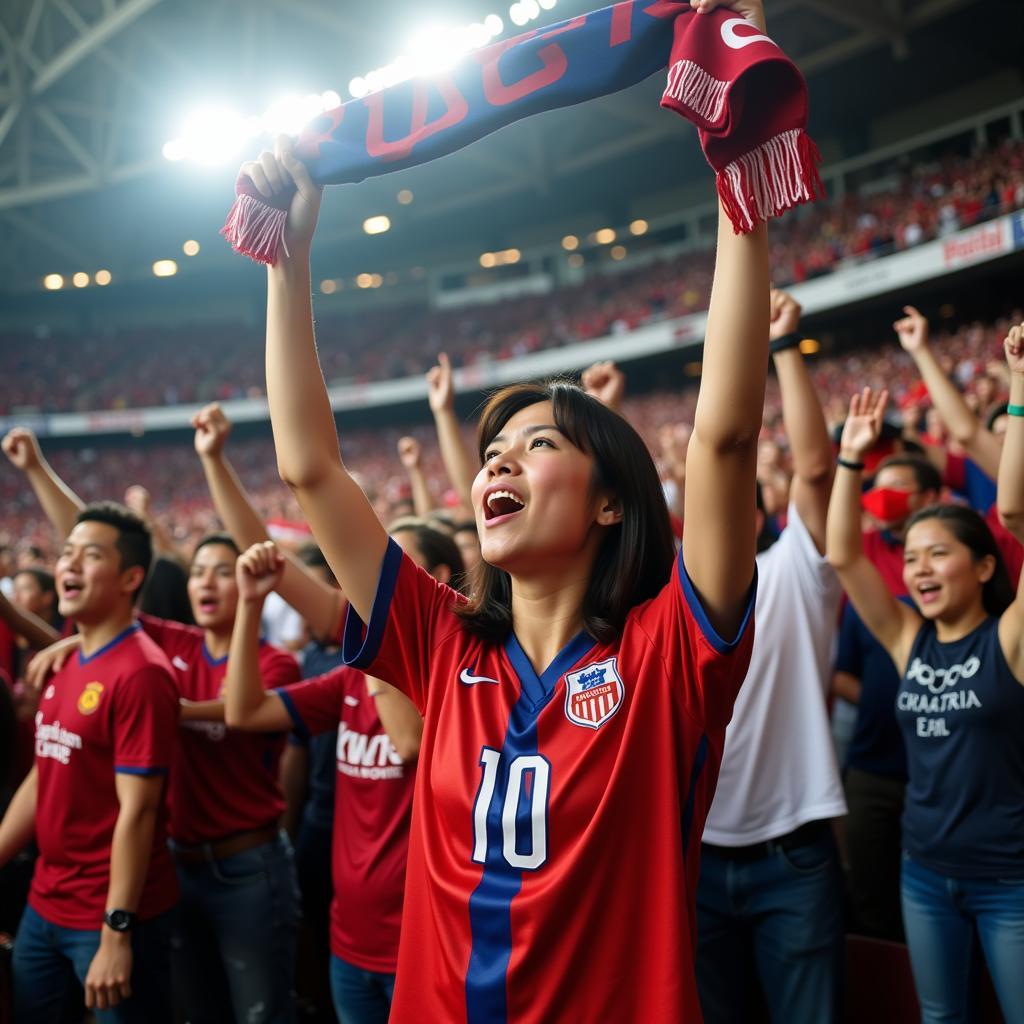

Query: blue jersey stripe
<box><xmin>79</xmin><ymin>623</ymin><xmax>141</xmax><ymax>665</ymax></box>
<box><xmin>680</xmin><ymin>733</ymin><xmax>709</xmax><ymax>853</ymax></box>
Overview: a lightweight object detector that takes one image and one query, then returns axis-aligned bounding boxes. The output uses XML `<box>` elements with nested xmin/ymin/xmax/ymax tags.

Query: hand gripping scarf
<box><xmin>223</xmin><ymin>0</ymin><xmax>822</xmax><ymax>265</ymax></box>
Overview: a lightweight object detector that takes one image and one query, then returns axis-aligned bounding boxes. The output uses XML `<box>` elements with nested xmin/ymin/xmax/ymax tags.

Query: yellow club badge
<box><xmin>77</xmin><ymin>681</ymin><xmax>105</xmax><ymax>716</ymax></box>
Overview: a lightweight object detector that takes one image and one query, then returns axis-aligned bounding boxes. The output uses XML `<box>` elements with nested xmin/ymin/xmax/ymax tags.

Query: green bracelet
<box><xmin>1008</xmin><ymin>404</ymin><xmax>1024</xmax><ymax>417</ymax></box>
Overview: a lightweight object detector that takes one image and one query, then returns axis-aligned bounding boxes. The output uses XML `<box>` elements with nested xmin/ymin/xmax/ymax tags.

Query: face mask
<box><xmin>861</xmin><ymin>487</ymin><xmax>915</xmax><ymax>525</ymax></box>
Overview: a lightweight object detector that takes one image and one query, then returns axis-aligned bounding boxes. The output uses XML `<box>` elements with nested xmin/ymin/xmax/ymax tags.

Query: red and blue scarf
<box><xmin>224</xmin><ymin>1</ymin><xmax>822</xmax><ymax>264</ymax></box>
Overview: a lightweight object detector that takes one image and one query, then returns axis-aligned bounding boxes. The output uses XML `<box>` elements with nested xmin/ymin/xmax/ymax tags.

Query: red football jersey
<box><xmin>30</xmin><ymin>624</ymin><xmax>179</xmax><ymax>929</ymax></box>
<box><xmin>139</xmin><ymin>615</ymin><xmax>300</xmax><ymax>844</ymax></box>
<box><xmin>342</xmin><ymin>540</ymin><xmax>756</xmax><ymax>1024</ymax></box>
<box><xmin>278</xmin><ymin>665</ymin><xmax>415</xmax><ymax>972</ymax></box>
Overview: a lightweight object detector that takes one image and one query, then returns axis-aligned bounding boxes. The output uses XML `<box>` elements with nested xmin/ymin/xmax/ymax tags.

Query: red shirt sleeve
<box><xmin>341</xmin><ymin>538</ymin><xmax>463</xmax><ymax>712</ymax></box>
<box><xmin>112</xmin><ymin>665</ymin><xmax>180</xmax><ymax>775</ymax></box>
<box><xmin>136</xmin><ymin>613</ymin><xmax>202</xmax><ymax>662</ymax></box>
<box><xmin>259</xmin><ymin>644</ymin><xmax>301</xmax><ymax>690</ymax></box>
<box><xmin>943</xmin><ymin>451</ymin><xmax>967</xmax><ymax>492</ymax></box>
<box><xmin>277</xmin><ymin>665</ymin><xmax>353</xmax><ymax>738</ymax></box>
<box><xmin>633</xmin><ymin>551</ymin><xmax>756</xmax><ymax>732</ymax></box>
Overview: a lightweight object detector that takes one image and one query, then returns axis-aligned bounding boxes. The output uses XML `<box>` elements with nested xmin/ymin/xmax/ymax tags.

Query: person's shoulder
<box><xmin>126</xmin><ymin>630</ymin><xmax>177</xmax><ymax>678</ymax></box>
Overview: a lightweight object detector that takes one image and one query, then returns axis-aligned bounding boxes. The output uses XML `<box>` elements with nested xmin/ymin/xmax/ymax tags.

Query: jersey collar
<box><xmin>503</xmin><ymin>629</ymin><xmax>596</xmax><ymax>709</ymax></box>
<box><xmin>79</xmin><ymin>622</ymin><xmax>141</xmax><ymax>665</ymax></box>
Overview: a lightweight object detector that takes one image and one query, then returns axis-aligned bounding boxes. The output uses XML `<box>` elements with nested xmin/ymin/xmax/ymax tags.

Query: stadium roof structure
<box><xmin>0</xmin><ymin>0</ymin><xmax>1013</xmax><ymax>298</ymax></box>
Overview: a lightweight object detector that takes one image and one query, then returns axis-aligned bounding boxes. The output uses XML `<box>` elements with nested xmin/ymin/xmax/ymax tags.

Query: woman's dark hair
<box><xmin>13</xmin><ymin>568</ymin><xmax>62</xmax><ymax>629</ymax></box>
<box><xmin>986</xmin><ymin>402</ymin><xmax>1009</xmax><ymax>432</ymax></box>
<box><xmin>139</xmin><ymin>555</ymin><xmax>194</xmax><ymax>625</ymax></box>
<box><xmin>191</xmin><ymin>532</ymin><xmax>240</xmax><ymax>563</ymax></box>
<box><xmin>454</xmin><ymin>381</ymin><xmax>675</xmax><ymax>644</ymax></box>
<box><xmin>391</xmin><ymin>522</ymin><xmax>467</xmax><ymax>595</ymax></box>
<box><xmin>904</xmin><ymin>504</ymin><xmax>1015</xmax><ymax>617</ymax></box>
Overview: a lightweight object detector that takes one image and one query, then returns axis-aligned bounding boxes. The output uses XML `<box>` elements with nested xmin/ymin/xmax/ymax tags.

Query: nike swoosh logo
<box><xmin>172</xmin><ymin>656</ymin><xmax>189</xmax><ymax>671</ymax></box>
<box><xmin>344</xmin><ymin>695</ymin><xmax>360</xmax><ymax>707</ymax></box>
<box><xmin>459</xmin><ymin>668</ymin><xmax>500</xmax><ymax>686</ymax></box>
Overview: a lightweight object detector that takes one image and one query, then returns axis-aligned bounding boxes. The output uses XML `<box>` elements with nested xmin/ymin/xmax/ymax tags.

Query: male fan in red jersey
<box><xmin>0</xmin><ymin>502</ymin><xmax>179</xmax><ymax>1024</ymax></box>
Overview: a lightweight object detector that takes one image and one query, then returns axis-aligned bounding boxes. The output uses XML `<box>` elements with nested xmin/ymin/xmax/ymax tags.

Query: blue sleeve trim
<box><xmin>114</xmin><ymin>765</ymin><xmax>168</xmax><ymax>777</ymax></box>
<box><xmin>274</xmin><ymin>687</ymin><xmax>309</xmax><ymax>743</ymax></box>
<box><xmin>679</xmin><ymin>551</ymin><xmax>758</xmax><ymax>655</ymax></box>
<box><xmin>342</xmin><ymin>538</ymin><xmax>404</xmax><ymax>671</ymax></box>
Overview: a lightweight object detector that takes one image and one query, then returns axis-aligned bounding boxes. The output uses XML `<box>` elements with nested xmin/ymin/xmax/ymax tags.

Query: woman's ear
<box><xmin>596</xmin><ymin>495</ymin><xmax>623</xmax><ymax>527</ymax></box>
<box><xmin>976</xmin><ymin>553</ymin><xmax>996</xmax><ymax>585</ymax></box>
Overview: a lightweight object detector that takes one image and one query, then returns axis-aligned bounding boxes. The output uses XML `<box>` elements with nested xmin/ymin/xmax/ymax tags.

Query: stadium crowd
<box><xmin>2</xmin><ymin>0</ymin><xmax>1024</xmax><ymax>1015</ymax></box>
<box><xmin>1</xmin><ymin>137</ymin><xmax>1022</xmax><ymax>417</ymax></box>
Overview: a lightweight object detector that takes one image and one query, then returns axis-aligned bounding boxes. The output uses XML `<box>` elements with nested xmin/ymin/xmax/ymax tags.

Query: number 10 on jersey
<box><xmin>472</xmin><ymin>747</ymin><xmax>551</xmax><ymax>871</ymax></box>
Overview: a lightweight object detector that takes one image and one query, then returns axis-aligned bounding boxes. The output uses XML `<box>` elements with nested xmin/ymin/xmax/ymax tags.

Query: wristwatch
<box><xmin>104</xmin><ymin>909</ymin><xmax>137</xmax><ymax>932</ymax></box>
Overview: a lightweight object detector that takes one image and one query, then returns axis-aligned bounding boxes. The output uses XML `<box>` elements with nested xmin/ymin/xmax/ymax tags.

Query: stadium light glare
<box><xmin>510</xmin><ymin>4</ymin><xmax>528</xmax><ymax>27</ymax></box>
<box><xmin>320</xmin><ymin>279</ymin><xmax>338</xmax><ymax>294</ymax></box>
<box><xmin>72</xmin><ymin>272</ymin><xmax>90</xmax><ymax>288</ymax></box>
<box><xmin>356</xmin><ymin>273</ymin><xmax>374</xmax><ymax>289</ymax></box>
<box><xmin>539</xmin><ymin>0</ymin><xmax>557</xmax><ymax>9</ymax></box>
<box><xmin>397</xmin><ymin>189</ymin><xmax>414</xmax><ymax>205</ymax></box>
<box><xmin>172</xmin><ymin>105</ymin><xmax>248</xmax><ymax>166</ymax></box>
<box><xmin>610</xmin><ymin>245</ymin><xmax>626</xmax><ymax>261</ymax></box>
<box><xmin>484</xmin><ymin>14</ymin><xmax>504</xmax><ymax>35</ymax></box>
<box><xmin>480</xmin><ymin>252</ymin><xmax>497</xmax><ymax>268</ymax></box>
<box><xmin>594</xmin><ymin>228</ymin><xmax>616</xmax><ymax>245</ymax></box>
<box><xmin>43</xmin><ymin>273</ymin><xmax>64</xmax><ymax>290</ymax></box>
<box><xmin>349</xmin><ymin>77</ymin><xmax>369</xmax><ymax>99</ymax></box>
<box><xmin>95</xmin><ymin>270</ymin><xmax>112</xmax><ymax>286</ymax></box>
<box><xmin>322</xmin><ymin>90</ymin><xmax>342</xmax><ymax>109</ymax></box>
<box><xmin>567</xmin><ymin>253</ymin><xmax>584</xmax><ymax>269</ymax></box>
<box><xmin>522</xmin><ymin>0</ymin><xmax>541</xmax><ymax>19</ymax></box>
<box><xmin>363</xmin><ymin>215</ymin><xmax>391</xmax><ymax>235</ymax></box>
<box><xmin>503</xmin><ymin>248</ymin><xmax>521</xmax><ymax>264</ymax></box>
<box><xmin>629</xmin><ymin>218</ymin><xmax>648</xmax><ymax>235</ymax></box>
<box><xmin>561</xmin><ymin>234</ymin><xmax>579</xmax><ymax>251</ymax></box>
<box><xmin>183</xmin><ymin>240</ymin><xmax>201</xmax><ymax>256</ymax></box>
<box><xmin>369</xmin><ymin>273</ymin><xmax>384</xmax><ymax>288</ymax></box>
<box><xmin>152</xmin><ymin>260</ymin><xmax>178</xmax><ymax>278</ymax></box>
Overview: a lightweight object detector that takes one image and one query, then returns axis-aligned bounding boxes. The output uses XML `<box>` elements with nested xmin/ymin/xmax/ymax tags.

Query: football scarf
<box><xmin>223</xmin><ymin>0</ymin><xmax>821</xmax><ymax>264</ymax></box>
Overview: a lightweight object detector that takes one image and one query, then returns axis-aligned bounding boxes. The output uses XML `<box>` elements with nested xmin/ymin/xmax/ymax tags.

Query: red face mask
<box><xmin>861</xmin><ymin>487</ymin><xmax>915</xmax><ymax>525</ymax></box>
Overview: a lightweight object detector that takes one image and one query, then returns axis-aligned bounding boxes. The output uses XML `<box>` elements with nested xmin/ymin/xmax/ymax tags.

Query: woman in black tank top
<box><xmin>824</xmin><ymin>321</ymin><xmax>1024</xmax><ymax>1024</ymax></box>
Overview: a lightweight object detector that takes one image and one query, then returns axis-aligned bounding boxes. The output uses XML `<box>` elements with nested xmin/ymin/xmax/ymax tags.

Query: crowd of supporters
<box><xmin>1</xmin><ymin>137</ymin><xmax>1022</xmax><ymax>417</ymax></box>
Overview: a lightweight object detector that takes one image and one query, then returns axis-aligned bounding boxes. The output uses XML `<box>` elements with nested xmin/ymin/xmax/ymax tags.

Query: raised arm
<box><xmin>397</xmin><ymin>436</ymin><xmax>434</xmax><ymax>519</ymax></box>
<box><xmin>996</xmin><ymin>322</ymin><xmax>1024</xmax><ymax>680</ymax></box>
<box><xmin>124</xmin><ymin>486</ymin><xmax>186</xmax><ymax>568</ymax></box>
<box><xmin>894</xmin><ymin>306</ymin><xmax>1002</xmax><ymax>479</ymax></box>
<box><xmin>426</xmin><ymin>353</ymin><xmax>478</xmax><ymax>509</ymax></box>
<box><xmin>770</xmin><ymin>290</ymin><xmax>833</xmax><ymax>552</ymax></box>
<box><xmin>253</xmin><ymin>138</ymin><xmax>388</xmax><ymax>622</ymax></box>
<box><xmin>581</xmin><ymin>361</ymin><xmax>626</xmax><ymax>416</ymax></box>
<box><xmin>826</xmin><ymin>388</ymin><xmax>920</xmax><ymax>671</ymax></box>
<box><xmin>681</xmin><ymin>200</ymin><xmax>768</xmax><ymax>637</ymax></box>
<box><xmin>223</xmin><ymin>542</ymin><xmax>296</xmax><ymax>732</ymax></box>
<box><xmin>1</xmin><ymin>427</ymin><xmax>83</xmax><ymax>539</ymax></box>
<box><xmin>193</xmin><ymin>403</ymin><xmax>346</xmax><ymax>641</ymax></box>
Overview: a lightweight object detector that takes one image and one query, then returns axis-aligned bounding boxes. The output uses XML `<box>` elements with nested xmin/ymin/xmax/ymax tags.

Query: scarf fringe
<box><xmin>663</xmin><ymin>60</ymin><xmax>728</xmax><ymax>125</ymax></box>
<box><xmin>716</xmin><ymin>129</ymin><xmax>824</xmax><ymax>234</ymax></box>
<box><xmin>220</xmin><ymin>193</ymin><xmax>289</xmax><ymax>266</ymax></box>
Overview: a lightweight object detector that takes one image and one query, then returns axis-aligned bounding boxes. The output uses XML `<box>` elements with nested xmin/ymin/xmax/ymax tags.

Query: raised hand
<box><xmin>1005</xmin><ymin>321</ymin><xmax>1024</xmax><ymax>376</ymax></box>
<box><xmin>426</xmin><ymin>353</ymin><xmax>455</xmax><ymax>414</ymax></box>
<box><xmin>658</xmin><ymin>422</ymin><xmax>691</xmax><ymax>476</ymax></box>
<box><xmin>192</xmin><ymin>403</ymin><xmax>232</xmax><ymax>459</ymax></box>
<box><xmin>893</xmin><ymin>305</ymin><xmax>929</xmax><ymax>354</ymax></box>
<box><xmin>236</xmin><ymin>541</ymin><xmax>285</xmax><ymax>604</ymax></box>
<box><xmin>238</xmin><ymin>135</ymin><xmax>323</xmax><ymax>254</ymax></box>
<box><xmin>691</xmin><ymin>0</ymin><xmax>767</xmax><ymax>33</ymax></box>
<box><xmin>840</xmin><ymin>387</ymin><xmax>890</xmax><ymax>459</ymax></box>
<box><xmin>2</xmin><ymin>427</ymin><xmax>44</xmax><ymax>472</ymax></box>
<box><xmin>768</xmin><ymin>288</ymin><xmax>801</xmax><ymax>341</ymax></box>
<box><xmin>581</xmin><ymin>361</ymin><xmax>626</xmax><ymax>412</ymax></box>
<box><xmin>397</xmin><ymin>436</ymin><xmax>422</xmax><ymax>470</ymax></box>
<box><xmin>123</xmin><ymin>486</ymin><xmax>152</xmax><ymax>521</ymax></box>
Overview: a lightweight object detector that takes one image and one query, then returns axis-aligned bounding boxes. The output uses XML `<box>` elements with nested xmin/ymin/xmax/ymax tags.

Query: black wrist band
<box><xmin>837</xmin><ymin>456</ymin><xmax>865</xmax><ymax>471</ymax></box>
<box><xmin>769</xmin><ymin>332</ymin><xmax>802</xmax><ymax>355</ymax></box>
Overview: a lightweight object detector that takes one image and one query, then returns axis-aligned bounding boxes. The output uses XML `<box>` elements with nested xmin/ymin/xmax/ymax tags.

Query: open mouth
<box><xmin>484</xmin><ymin>489</ymin><xmax>526</xmax><ymax>523</ymax></box>
<box><xmin>61</xmin><ymin>581</ymin><xmax>83</xmax><ymax>600</ymax></box>
<box><xmin>197</xmin><ymin>598</ymin><xmax>219</xmax><ymax>615</ymax></box>
<box><xmin>916</xmin><ymin>583</ymin><xmax>941</xmax><ymax>603</ymax></box>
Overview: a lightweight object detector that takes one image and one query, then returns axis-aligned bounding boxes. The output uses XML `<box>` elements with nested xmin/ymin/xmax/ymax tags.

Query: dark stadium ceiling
<box><xmin>0</xmin><ymin>0</ymin><xmax>1015</xmax><ymax>299</ymax></box>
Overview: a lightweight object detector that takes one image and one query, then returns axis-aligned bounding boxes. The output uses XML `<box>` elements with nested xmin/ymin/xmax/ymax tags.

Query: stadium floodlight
<box><xmin>484</xmin><ymin>14</ymin><xmax>504</xmax><ymax>35</ymax></box>
<box><xmin>567</xmin><ymin>253</ymin><xmax>584</xmax><ymax>269</ymax></box>
<box><xmin>183</xmin><ymin>240</ymin><xmax>201</xmax><ymax>256</ymax></box>
<box><xmin>480</xmin><ymin>252</ymin><xmax>497</xmax><ymax>268</ymax></box>
<box><xmin>152</xmin><ymin>260</ymin><xmax>178</xmax><ymax>278</ymax></box>
<box><xmin>629</xmin><ymin>219</ymin><xmax>649</xmax><ymax>235</ymax></box>
<box><xmin>43</xmin><ymin>274</ymin><xmax>64</xmax><ymax>290</ymax></box>
<box><xmin>320</xmin><ymin>279</ymin><xmax>338</xmax><ymax>294</ymax></box>
<box><xmin>610</xmin><ymin>245</ymin><xmax>626</xmax><ymax>261</ymax></box>
<box><xmin>95</xmin><ymin>270</ymin><xmax>112</xmax><ymax>286</ymax></box>
<box><xmin>594</xmin><ymin>228</ymin><xmax>616</xmax><ymax>244</ymax></box>
<box><xmin>539</xmin><ymin>0</ymin><xmax>557</xmax><ymax>8</ymax></box>
<box><xmin>510</xmin><ymin>4</ymin><xmax>528</xmax><ymax>26</ymax></box>
<box><xmin>363</xmin><ymin>215</ymin><xmax>392</xmax><ymax>235</ymax></box>
<box><xmin>356</xmin><ymin>273</ymin><xmax>375</xmax><ymax>289</ymax></box>
<box><xmin>561</xmin><ymin>234</ymin><xmax>579</xmax><ymax>251</ymax></box>
<box><xmin>397</xmin><ymin>189</ymin><xmax>414</xmax><ymax>205</ymax></box>
<box><xmin>72</xmin><ymin>272</ymin><xmax>90</xmax><ymax>288</ymax></box>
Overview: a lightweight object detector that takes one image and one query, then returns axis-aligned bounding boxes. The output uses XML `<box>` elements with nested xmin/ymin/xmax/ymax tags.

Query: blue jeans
<box><xmin>170</xmin><ymin>830</ymin><xmax>301</xmax><ymax>1024</ymax></box>
<box><xmin>329</xmin><ymin>955</ymin><xmax>395</xmax><ymax>1024</ymax></box>
<box><xmin>12</xmin><ymin>904</ymin><xmax>173</xmax><ymax>1024</ymax></box>
<box><xmin>696</xmin><ymin>831</ymin><xmax>845</xmax><ymax>1024</ymax></box>
<box><xmin>901</xmin><ymin>853</ymin><xmax>1024</xmax><ymax>1024</ymax></box>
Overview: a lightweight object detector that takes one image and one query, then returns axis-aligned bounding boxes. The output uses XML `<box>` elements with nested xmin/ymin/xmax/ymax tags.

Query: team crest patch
<box><xmin>564</xmin><ymin>658</ymin><xmax>624</xmax><ymax>730</ymax></box>
<box><xmin>77</xmin><ymin>681</ymin><xmax>104</xmax><ymax>716</ymax></box>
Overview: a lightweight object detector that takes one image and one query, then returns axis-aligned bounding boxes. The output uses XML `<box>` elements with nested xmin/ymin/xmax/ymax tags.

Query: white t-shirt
<box><xmin>261</xmin><ymin>590</ymin><xmax>305</xmax><ymax>649</ymax></box>
<box><xmin>703</xmin><ymin>504</ymin><xmax>846</xmax><ymax>845</ymax></box>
